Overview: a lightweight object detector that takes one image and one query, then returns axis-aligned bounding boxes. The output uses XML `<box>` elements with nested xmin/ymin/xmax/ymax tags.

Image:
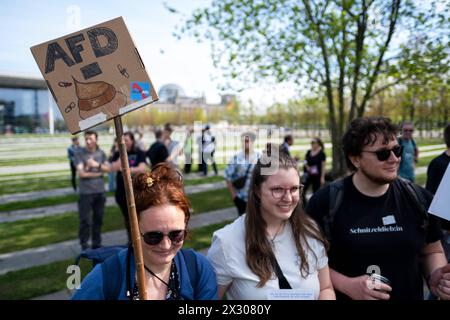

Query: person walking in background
<box><xmin>306</xmin><ymin>117</ymin><xmax>450</xmax><ymax>300</ymax></box>
<box><xmin>135</xmin><ymin>131</ymin><xmax>147</xmax><ymax>152</ymax></box>
<box><xmin>74</xmin><ymin>130</ymin><xmax>109</xmax><ymax>250</ymax></box>
<box><xmin>68</xmin><ymin>136</ymin><xmax>80</xmax><ymax>191</ymax></box>
<box><xmin>281</xmin><ymin>134</ymin><xmax>299</xmax><ymax>161</ymax></box>
<box><xmin>224</xmin><ymin>131</ymin><xmax>259</xmax><ymax>216</ymax></box>
<box><xmin>302</xmin><ymin>137</ymin><xmax>327</xmax><ymax>205</ymax></box>
<box><xmin>147</xmin><ymin>129</ymin><xmax>169</xmax><ymax>168</ymax></box>
<box><xmin>199</xmin><ymin>126</ymin><xmax>209</xmax><ymax>176</ymax></box>
<box><xmin>111</xmin><ymin>131</ymin><xmax>147</xmax><ymax>244</ymax></box>
<box><xmin>208</xmin><ymin>147</ymin><xmax>335</xmax><ymax>300</ymax></box>
<box><xmin>281</xmin><ymin>134</ymin><xmax>293</xmax><ymax>158</ymax></box>
<box><xmin>183</xmin><ymin>127</ymin><xmax>194</xmax><ymax>174</ymax></box>
<box><xmin>72</xmin><ymin>163</ymin><xmax>218</xmax><ymax>300</ymax></box>
<box><xmin>398</xmin><ymin>122</ymin><xmax>419</xmax><ymax>182</ymax></box>
<box><xmin>426</xmin><ymin>123</ymin><xmax>450</xmax><ymax>261</ymax></box>
<box><xmin>107</xmin><ymin>139</ymin><xmax>119</xmax><ymax>192</ymax></box>
<box><xmin>163</xmin><ymin>123</ymin><xmax>182</xmax><ymax>168</ymax></box>
<box><xmin>202</xmin><ymin>125</ymin><xmax>218</xmax><ymax>176</ymax></box>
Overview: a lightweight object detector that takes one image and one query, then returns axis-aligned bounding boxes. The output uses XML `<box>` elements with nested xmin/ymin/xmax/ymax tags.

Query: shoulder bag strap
<box><xmin>270</xmin><ymin>255</ymin><xmax>292</xmax><ymax>289</ymax></box>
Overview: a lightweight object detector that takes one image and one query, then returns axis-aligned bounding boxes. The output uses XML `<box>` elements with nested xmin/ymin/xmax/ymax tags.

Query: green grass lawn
<box><xmin>0</xmin><ymin>176</ymin><xmax>95</xmax><ymax>195</ymax></box>
<box><xmin>0</xmin><ymin>169</ymin><xmax>69</xmax><ymax>179</ymax></box>
<box><xmin>189</xmin><ymin>188</ymin><xmax>233</xmax><ymax>213</ymax></box>
<box><xmin>184</xmin><ymin>175</ymin><xmax>224</xmax><ymax>186</ymax></box>
<box><xmin>0</xmin><ymin>220</ymin><xmax>232</xmax><ymax>300</ymax></box>
<box><xmin>0</xmin><ymin>169</ymin><xmax>223</xmax><ymax>196</ymax></box>
<box><xmin>0</xmin><ymin>177</ymin><xmax>228</xmax><ymax>213</ymax></box>
<box><xmin>0</xmin><ymin>194</ymin><xmax>80</xmax><ymax>212</ymax></box>
<box><xmin>0</xmin><ymin>207</ymin><xmax>124</xmax><ymax>254</ymax></box>
<box><xmin>0</xmin><ymin>156</ymin><xmax>68</xmax><ymax>167</ymax></box>
<box><xmin>0</xmin><ymin>188</ymin><xmax>232</xmax><ymax>254</ymax></box>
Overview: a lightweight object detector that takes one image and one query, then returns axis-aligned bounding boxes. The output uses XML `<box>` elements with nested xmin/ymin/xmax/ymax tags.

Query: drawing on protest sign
<box><xmin>31</xmin><ymin>16</ymin><xmax>158</xmax><ymax>134</ymax></box>
<box><xmin>31</xmin><ymin>17</ymin><xmax>158</xmax><ymax>299</ymax></box>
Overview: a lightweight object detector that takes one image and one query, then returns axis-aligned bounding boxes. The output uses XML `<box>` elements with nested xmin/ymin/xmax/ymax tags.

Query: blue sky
<box><xmin>0</xmin><ymin>0</ymin><xmax>296</xmax><ymax>107</ymax></box>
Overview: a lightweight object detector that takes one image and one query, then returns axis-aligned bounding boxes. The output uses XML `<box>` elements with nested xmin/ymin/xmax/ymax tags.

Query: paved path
<box><xmin>0</xmin><ymin>207</ymin><xmax>236</xmax><ymax>276</ymax></box>
<box><xmin>0</xmin><ymin>181</ymin><xmax>227</xmax><ymax>224</ymax></box>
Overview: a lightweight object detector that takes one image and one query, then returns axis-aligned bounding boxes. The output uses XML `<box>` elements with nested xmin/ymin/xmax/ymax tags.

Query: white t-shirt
<box><xmin>207</xmin><ymin>215</ymin><xmax>328</xmax><ymax>300</ymax></box>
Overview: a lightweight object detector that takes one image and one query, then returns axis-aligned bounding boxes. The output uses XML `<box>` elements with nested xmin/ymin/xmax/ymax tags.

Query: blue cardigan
<box><xmin>72</xmin><ymin>248</ymin><xmax>218</xmax><ymax>300</ymax></box>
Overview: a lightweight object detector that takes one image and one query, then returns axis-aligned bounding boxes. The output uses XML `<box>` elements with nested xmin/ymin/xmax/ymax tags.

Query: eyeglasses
<box><xmin>141</xmin><ymin>229</ymin><xmax>186</xmax><ymax>246</ymax></box>
<box><xmin>361</xmin><ymin>145</ymin><xmax>403</xmax><ymax>161</ymax></box>
<box><xmin>270</xmin><ymin>185</ymin><xmax>303</xmax><ymax>199</ymax></box>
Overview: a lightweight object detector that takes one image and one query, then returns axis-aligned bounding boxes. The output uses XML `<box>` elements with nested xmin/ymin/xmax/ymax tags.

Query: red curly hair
<box><xmin>133</xmin><ymin>163</ymin><xmax>191</xmax><ymax>225</ymax></box>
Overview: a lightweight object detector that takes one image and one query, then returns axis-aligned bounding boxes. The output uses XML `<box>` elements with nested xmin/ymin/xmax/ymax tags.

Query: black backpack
<box><xmin>322</xmin><ymin>178</ymin><xmax>429</xmax><ymax>241</ymax></box>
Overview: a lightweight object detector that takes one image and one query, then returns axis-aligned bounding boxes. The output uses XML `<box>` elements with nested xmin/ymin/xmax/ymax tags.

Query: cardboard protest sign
<box><xmin>428</xmin><ymin>162</ymin><xmax>450</xmax><ymax>222</ymax></box>
<box><xmin>31</xmin><ymin>17</ymin><xmax>158</xmax><ymax>134</ymax></box>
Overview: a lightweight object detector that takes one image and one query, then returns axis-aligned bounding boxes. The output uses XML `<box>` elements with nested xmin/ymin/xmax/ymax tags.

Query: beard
<box><xmin>359</xmin><ymin>165</ymin><xmax>397</xmax><ymax>185</ymax></box>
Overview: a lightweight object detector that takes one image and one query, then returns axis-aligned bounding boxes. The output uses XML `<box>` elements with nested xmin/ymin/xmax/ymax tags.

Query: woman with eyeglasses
<box><xmin>302</xmin><ymin>137</ymin><xmax>327</xmax><ymax>206</ymax></box>
<box><xmin>207</xmin><ymin>146</ymin><xmax>335</xmax><ymax>300</ymax></box>
<box><xmin>72</xmin><ymin>163</ymin><xmax>218</xmax><ymax>300</ymax></box>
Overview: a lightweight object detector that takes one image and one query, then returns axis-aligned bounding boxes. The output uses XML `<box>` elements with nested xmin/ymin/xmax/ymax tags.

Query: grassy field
<box><xmin>0</xmin><ymin>188</ymin><xmax>232</xmax><ymax>254</ymax></box>
<box><xmin>0</xmin><ymin>220</ymin><xmax>232</xmax><ymax>300</ymax></box>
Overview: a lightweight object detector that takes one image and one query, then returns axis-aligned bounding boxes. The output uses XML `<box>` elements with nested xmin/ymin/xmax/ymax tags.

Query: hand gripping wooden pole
<box><xmin>114</xmin><ymin>117</ymin><xmax>147</xmax><ymax>300</ymax></box>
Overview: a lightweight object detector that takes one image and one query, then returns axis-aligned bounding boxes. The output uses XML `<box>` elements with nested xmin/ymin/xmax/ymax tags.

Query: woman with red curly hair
<box><xmin>72</xmin><ymin>163</ymin><xmax>218</xmax><ymax>300</ymax></box>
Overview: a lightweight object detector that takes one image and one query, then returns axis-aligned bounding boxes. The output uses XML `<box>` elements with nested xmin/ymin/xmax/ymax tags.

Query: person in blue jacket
<box><xmin>72</xmin><ymin>163</ymin><xmax>218</xmax><ymax>300</ymax></box>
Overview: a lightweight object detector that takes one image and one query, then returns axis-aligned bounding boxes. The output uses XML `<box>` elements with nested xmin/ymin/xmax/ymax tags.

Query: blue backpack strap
<box><xmin>101</xmin><ymin>254</ymin><xmax>122</xmax><ymax>300</ymax></box>
<box><xmin>324</xmin><ymin>178</ymin><xmax>345</xmax><ymax>241</ymax></box>
<box><xmin>181</xmin><ymin>248</ymin><xmax>198</xmax><ymax>292</ymax></box>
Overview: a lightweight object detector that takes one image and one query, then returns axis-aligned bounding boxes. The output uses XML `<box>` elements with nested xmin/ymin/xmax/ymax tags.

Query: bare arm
<box><xmin>85</xmin><ymin>158</ymin><xmax>111</xmax><ymax>173</ymax></box>
<box><xmin>320</xmin><ymin>160</ymin><xmax>326</xmax><ymax>185</ymax></box>
<box><xmin>420</xmin><ymin>240</ymin><xmax>450</xmax><ymax>299</ymax></box>
<box><xmin>76</xmin><ymin>162</ymin><xmax>103</xmax><ymax>178</ymax></box>
<box><xmin>329</xmin><ymin>268</ymin><xmax>391</xmax><ymax>300</ymax></box>
<box><xmin>130</xmin><ymin>162</ymin><xmax>147</xmax><ymax>174</ymax></box>
<box><xmin>226</xmin><ymin>180</ymin><xmax>237</xmax><ymax>200</ymax></box>
<box><xmin>318</xmin><ymin>265</ymin><xmax>336</xmax><ymax>300</ymax></box>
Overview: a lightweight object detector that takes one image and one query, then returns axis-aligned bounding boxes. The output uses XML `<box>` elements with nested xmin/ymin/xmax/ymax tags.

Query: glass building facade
<box><xmin>0</xmin><ymin>83</ymin><xmax>63</xmax><ymax>134</ymax></box>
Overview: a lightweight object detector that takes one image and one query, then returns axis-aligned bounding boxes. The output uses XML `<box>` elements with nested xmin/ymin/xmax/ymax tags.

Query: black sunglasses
<box><xmin>361</xmin><ymin>145</ymin><xmax>403</xmax><ymax>161</ymax></box>
<box><xmin>141</xmin><ymin>229</ymin><xmax>186</xmax><ymax>246</ymax></box>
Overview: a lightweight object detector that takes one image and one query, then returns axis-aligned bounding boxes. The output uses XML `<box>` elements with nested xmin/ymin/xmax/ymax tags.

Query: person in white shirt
<box><xmin>207</xmin><ymin>145</ymin><xmax>335</xmax><ymax>300</ymax></box>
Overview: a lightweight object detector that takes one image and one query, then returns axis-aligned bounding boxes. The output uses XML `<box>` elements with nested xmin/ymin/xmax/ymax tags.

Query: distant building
<box><xmin>0</xmin><ymin>74</ymin><xmax>60</xmax><ymax>134</ymax></box>
<box><xmin>0</xmin><ymin>75</ymin><xmax>235</xmax><ymax>133</ymax></box>
<box><xmin>155</xmin><ymin>83</ymin><xmax>232</xmax><ymax>117</ymax></box>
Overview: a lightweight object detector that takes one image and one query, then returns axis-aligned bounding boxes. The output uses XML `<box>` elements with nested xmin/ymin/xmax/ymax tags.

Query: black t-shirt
<box><xmin>112</xmin><ymin>148</ymin><xmax>147</xmax><ymax>195</ymax></box>
<box><xmin>147</xmin><ymin>141</ymin><xmax>169</xmax><ymax>168</ymax></box>
<box><xmin>426</xmin><ymin>151</ymin><xmax>450</xmax><ymax>230</ymax></box>
<box><xmin>305</xmin><ymin>150</ymin><xmax>326</xmax><ymax>176</ymax></box>
<box><xmin>306</xmin><ymin>175</ymin><xmax>442</xmax><ymax>300</ymax></box>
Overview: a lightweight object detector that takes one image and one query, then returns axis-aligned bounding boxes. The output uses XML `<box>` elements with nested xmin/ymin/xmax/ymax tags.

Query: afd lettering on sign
<box><xmin>130</xmin><ymin>82</ymin><xmax>150</xmax><ymax>100</ymax></box>
<box><xmin>45</xmin><ymin>27</ymin><xmax>118</xmax><ymax>74</ymax></box>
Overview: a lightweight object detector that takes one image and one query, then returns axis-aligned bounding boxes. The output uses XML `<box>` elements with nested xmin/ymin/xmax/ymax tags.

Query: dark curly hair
<box><xmin>132</xmin><ymin>163</ymin><xmax>191</xmax><ymax>225</ymax></box>
<box><xmin>342</xmin><ymin>117</ymin><xmax>398</xmax><ymax>171</ymax></box>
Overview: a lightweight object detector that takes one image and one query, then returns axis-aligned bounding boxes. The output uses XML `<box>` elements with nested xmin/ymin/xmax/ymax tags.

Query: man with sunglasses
<box><xmin>398</xmin><ymin>122</ymin><xmax>419</xmax><ymax>182</ymax></box>
<box><xmin>306</xmin><ymin>116</ymin><xmax>450</xmax><ymax>300</ymax></box>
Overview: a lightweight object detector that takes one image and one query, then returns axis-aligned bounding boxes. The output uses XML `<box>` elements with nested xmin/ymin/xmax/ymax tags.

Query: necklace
<box><xmin>144</xmin><ymin>265</ymin><xmax>170</xmax><ymax>288</ymax></box>
<box><xmin>269</xmin><ymin>221</ymin><xmax>285</xmax><ymax>246</ymax></box>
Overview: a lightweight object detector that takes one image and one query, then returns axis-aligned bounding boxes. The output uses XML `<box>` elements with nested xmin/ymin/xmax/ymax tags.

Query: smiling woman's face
<box><xmin>259</xmin><ymin>167</ymin><xmax>301</xmax><ymax>225</ymax></box>
<box><xmin>139</xmin><ymin>204</ymin><xmax>186</xmax><ymax>267</ymax></box>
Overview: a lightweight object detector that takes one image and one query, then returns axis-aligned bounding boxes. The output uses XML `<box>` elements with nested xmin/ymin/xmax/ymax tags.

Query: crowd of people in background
<box><xmin>68</xmin><ymin>118</ymin><xmax>450</xmax><ymax>301</ymax></box>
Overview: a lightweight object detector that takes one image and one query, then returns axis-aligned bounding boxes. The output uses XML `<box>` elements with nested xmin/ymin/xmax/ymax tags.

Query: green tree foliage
<box><xmin>171</xmin><ymin>0</ymin><xmax>449</xmax><ymax>176</ymax></box>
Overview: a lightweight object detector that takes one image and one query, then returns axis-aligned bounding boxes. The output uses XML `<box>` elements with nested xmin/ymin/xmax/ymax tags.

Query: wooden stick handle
<box><xmin>114</xmin><ymin>117</ymin><xmax>147</xmax><ymax>300</ymax></box>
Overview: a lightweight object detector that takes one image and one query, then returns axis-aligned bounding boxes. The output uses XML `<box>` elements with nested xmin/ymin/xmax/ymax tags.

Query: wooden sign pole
<box><xmin>114</xmin><ymin>116</ymin><xmax>147</xmax><ymax>300</ymax></box>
